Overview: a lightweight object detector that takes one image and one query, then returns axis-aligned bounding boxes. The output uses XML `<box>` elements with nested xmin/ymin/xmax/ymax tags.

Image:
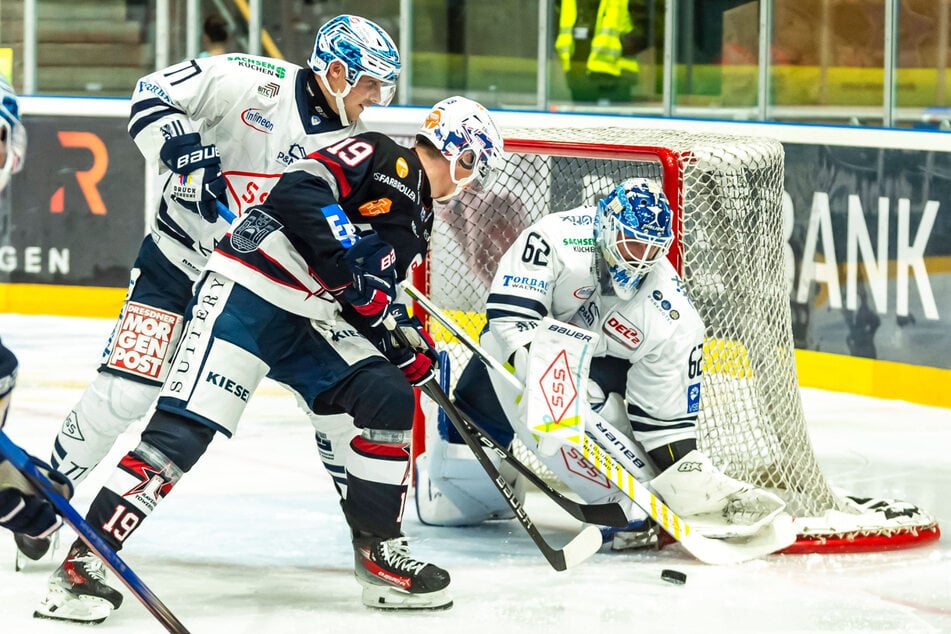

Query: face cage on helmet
<box><xmin>600</xmin><ymin>214</ymin><xmax>673</xmax><ymax>294</ymax></box>
<box><xmin>447</xmin><ymin>147</ymin><xmax>500</xmax><ymax>194</ymax></box>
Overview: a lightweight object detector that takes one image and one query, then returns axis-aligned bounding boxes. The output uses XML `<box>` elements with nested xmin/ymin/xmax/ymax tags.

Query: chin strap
<box><xmin>319</xmin><ymin>74</ymin><xmax>353</xmax><ymax>126</ymax></box>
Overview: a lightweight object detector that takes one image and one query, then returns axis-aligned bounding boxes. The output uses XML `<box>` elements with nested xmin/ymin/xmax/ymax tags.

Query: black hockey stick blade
<box><xmin>454</xmin><ymin>406</ymin><xmax>628</xmax><ymax>527</ymax></box>
<box><xmin>415</xmin><ymin>377</ymin><xmax>603</xmax><ymax>571</ymax></box>
<box><xmin>0</xmin><ymin>431</ymin><xmax>191</xmax><ymax>634</ymax></box>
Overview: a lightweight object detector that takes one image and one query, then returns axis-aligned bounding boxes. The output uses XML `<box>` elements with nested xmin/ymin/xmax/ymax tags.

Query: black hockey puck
<box><xmin>661</xmin><ymin>569</ymin><xmax>687</xmax><ymax>585</ymax></box>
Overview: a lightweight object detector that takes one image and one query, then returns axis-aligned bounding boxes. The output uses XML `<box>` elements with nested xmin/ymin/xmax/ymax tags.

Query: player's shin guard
<box><xmin>35</xmin><ymin>442</ymin><xmax>183</xmax><ymax>624</ymax></box>
<box><xmin>52</xmin><ymin>373</ymin><xmax>161</xmax><ymax>488</ymax></box>
<box><xmin>344</xmin><ymin>429</ymin><xmax>452</xmax><ymax>609</ymax></box>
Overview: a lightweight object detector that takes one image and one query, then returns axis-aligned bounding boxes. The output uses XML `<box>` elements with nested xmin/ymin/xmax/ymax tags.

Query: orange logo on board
<box><xmin>359</xmin><ymin>198</ymin><xmax>392</xmax><ymax>216</ymax></box>
<box><xmin>395</xmin><ymin>157</ymin><xmax>409</xmax><ymax>178</ymax></box>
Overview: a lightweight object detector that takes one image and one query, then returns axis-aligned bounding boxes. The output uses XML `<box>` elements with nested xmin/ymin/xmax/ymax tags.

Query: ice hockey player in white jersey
<box><xmin>34</xmin><ymin>96</ymin><xmax>504</xmax><ymax>622</ymax></box>
<box><xmin>14</xmin><ymin>15</ymin><xmax>401</xmax><ymax>562</ymax></box>
<box><xmin>416</xmin><ymin>177</ymin><xmax>787</xmax><ymax>550</ymax></box>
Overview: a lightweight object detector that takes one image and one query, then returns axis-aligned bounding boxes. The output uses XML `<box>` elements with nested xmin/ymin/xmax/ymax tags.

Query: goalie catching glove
<box><xmin>342</xmin><ymin>232</ymin><xmax>398</xmax><ymax>327</ymax></box>
<box><xmin>380</xmin><ymin>304</ymin><xmax>438</xmax><ymax>387</ymax></box>
<box><xmin>159</xmin><ymin>132</ymin><xmax>227</xmax><ymax>222</ymax></box>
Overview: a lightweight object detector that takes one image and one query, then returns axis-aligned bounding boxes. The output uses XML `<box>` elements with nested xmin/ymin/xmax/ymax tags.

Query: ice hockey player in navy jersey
<box><xmin>35</xmin><ymin>96</ymin><xmax>504</xmax><ymax>622</ymax></box>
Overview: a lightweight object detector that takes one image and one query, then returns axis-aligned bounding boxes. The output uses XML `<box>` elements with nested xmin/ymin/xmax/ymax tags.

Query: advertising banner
<box><xmin>2</xmin><ymin>114</ymin><xmax>144</xmax><ymax>288</ymax></box>
<box><xmin>785</xmin><ymin>144</ymin><xmax>951</xmax><ymax>371</ymax></box>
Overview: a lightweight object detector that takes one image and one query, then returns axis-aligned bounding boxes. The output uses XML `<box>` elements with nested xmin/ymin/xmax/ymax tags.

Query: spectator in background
<box><xmin>200</xmin><ymin>14</ymin><xmax>230</xmax><ymax>57</ymax></box>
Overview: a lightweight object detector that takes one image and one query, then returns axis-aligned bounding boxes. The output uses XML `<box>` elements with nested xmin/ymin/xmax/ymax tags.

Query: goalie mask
<box><xmin>309</xmin><ymin>15</ymin><xmax>401</xmax><ymax>126</ymax></box>
<box><xmin>0</xmin><ymin>76</ymin><xmax>26</xmax><ymax>193</ymax></box>
<box><xmin>417</xmin><ymin>96</ymin><xmax>504</xmax><ymax>202</ymax></box>
<box><xmin>594</xmin><ymin>178</ymin><xmax>674</xmax><ymax>299</ymax></box>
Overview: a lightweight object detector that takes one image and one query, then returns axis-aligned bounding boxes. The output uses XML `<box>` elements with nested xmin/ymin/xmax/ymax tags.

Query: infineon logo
<box><xmin>241</xmin><ymin>108</ymin><xmax>274</xmax><ymax>133</ymax></box>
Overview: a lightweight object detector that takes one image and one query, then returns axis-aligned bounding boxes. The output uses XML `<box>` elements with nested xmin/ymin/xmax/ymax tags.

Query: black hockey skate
<box><xmin>353</xmin><ymin>534</ymin><xmax>452</xmax><ymax>609</ymax></box>
<box><xmin>34</xmin><ymin>541</ymin><xmax>123</xmax><ymax>624</ymax></box>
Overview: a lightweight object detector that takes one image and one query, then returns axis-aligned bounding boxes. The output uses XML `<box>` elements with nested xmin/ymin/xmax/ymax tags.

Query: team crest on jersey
<box><xmin>230</xmin><ymin>208</ymin><xmax>283</xmax><ymax>253</ymax></box>
<box><xmin>359</xmin><ymin>198</ymin><xmax>393</xmax><ymax>217</ymax></box>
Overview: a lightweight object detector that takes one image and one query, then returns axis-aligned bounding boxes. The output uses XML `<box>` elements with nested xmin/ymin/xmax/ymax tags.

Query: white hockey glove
<box><xmin>159</xmin><ymin>132</ymin><xmax>227</xmax><ymax>222</ymax></box>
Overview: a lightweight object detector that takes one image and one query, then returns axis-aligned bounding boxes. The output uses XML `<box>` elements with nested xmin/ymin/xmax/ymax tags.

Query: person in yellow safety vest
<box><xmin>556</xmin><ymin>0</ymin><xmax>641</xmax><ymax>104</ymax></box>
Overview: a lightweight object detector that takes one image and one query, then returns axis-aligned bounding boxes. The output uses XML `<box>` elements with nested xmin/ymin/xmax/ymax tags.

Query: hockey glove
<box><xmin>341</xmin><ymin>232</ymin><xmax>398</xmax><ymax>327</ymax></box>
<box><xmin>383</xmin><ymin>304</ymin><xmax>438</xmax><ymax>387</ymax></box>
<box><xmin>159</xmin><ymin>132</ymin><xmax>227</xmax><ymax>223</ymax></box>
<box><xmin>0</xmin><ymin>457</ymin><xmax>72</xmax><ymax>538</ymax></box>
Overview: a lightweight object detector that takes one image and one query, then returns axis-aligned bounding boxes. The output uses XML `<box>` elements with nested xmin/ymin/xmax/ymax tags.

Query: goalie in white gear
<box><xmin>15</xmin><ymin>15</ymin><xmax>401</xmax><ymax>563</ymax></box>
<box><xmin>417</xmin><ymin>177</ymin><xmax>788</xmax><ymax>548</ymax></box>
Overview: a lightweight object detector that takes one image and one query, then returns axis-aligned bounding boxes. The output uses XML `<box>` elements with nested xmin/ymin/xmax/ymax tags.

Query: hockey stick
<box><xmin>0</xmin><ymin>431</ymin><xmax>190</xmax><ymax>634</ymax></box>
<box><xmin>440</xmin><ymin>402</ymin><xmax>628</xmax><ymax>527</ymax></box>
<box><xmin>400</xmin><ymin>282</ymin><xmax>796</xmax><ymax>565</ymax></box>
<box><xmin>384</xmin><ymin>317</ymin><xmax>604</xmax><ymax>571</ymax></box>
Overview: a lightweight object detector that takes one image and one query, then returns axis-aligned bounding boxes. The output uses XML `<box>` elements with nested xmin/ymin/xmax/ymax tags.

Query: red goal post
<box><xmin>412</xmin><ymin>126</ymin><xmax>939</xmax><ymax>553</ymax></box>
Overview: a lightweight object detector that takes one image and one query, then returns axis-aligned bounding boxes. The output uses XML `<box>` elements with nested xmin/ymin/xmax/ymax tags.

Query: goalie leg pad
<box><xmin>414</xmin><ymin>437</ymin><xmax>523</xmax><ymax>526</ymax></box>
<box><xmin>52</xmin><ymin>372</ymin><xmax>161</xmax><ymax>487</ymax></box>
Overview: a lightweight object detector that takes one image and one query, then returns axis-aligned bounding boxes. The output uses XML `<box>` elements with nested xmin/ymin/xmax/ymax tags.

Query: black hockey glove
<box><xmin>159</xmin><ymin>132</ymin><xmax>227</xmax><ymax>223</ymax></box>
<box><xmin>381</xmin><ymin>304</ymin><xmax>438</xmax><ymax>387</ymax></box>
<box><xmin>0</xmin><ymin>456</ymin><xmax>72</xmax><ymax>538</ymax></box>
<box><xmin>341</xmin><ymin>232</ymin><xmax>398</xmax><ymax>327</ymax></box>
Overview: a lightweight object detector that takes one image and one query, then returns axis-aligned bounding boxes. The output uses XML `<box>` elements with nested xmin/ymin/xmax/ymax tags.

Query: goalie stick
<box><xmin>400</xmin><ymin>282</ymin><xmax>797</xmax><ymax>565</ymax></box>
<box><xmin>384</xmin><ymin>316</ymin><xmax>604</xmax><ymax>571</ymax></box>
<box><xmin>0</xmin><ymin>431</ymin><xmax>190</xmax><ymax>634</ymax></box>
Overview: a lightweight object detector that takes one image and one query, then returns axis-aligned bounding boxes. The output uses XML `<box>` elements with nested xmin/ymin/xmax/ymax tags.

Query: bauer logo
<box><xmin>105</xmin><ymin>303</ymin><xmax>182</xmax><ymax>381</ymax></box>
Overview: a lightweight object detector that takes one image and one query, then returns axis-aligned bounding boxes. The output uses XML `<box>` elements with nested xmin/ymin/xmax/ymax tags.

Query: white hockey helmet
<box><xmin>309</xmin><ymin>15</ymin><xmax>401</xmax><ymax>125</ymax></box>
<box><xmin>417</xmin><ymin>96</ymin><xmax>504</xmax><ymax>202</ymax></box>
<box><xmin>0</xmin><ymin>75</ymin><xmax>26</xmax><ymax>193</ymax></box>
<box><xmin>594</xmin><ymin>177</ymin><xmax>674</xmax><ymax>299</ymax></box>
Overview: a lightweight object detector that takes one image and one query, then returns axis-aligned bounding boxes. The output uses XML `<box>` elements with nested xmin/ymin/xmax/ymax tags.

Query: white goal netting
<box><xmin>419</xmin><ymin>126</ymin><xmax>938</xmax><ymax>550</ymax></box>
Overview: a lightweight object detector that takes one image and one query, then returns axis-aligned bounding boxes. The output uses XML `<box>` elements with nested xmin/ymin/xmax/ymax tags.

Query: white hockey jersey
<box><xmin>129</xmin><ymin>54</ymin><xmax>365</xmax><ymax>279</ymax></box>
<box><xmin>485</xmin><ymin>207</ymin><xmax>705</xmax><ymax>437</ymax></box>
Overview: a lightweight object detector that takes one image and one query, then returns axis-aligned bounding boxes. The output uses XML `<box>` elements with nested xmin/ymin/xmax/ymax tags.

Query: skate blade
<box><xmin>33</xmin><ymin>590</ymin><xmax>114</xmax><ymax>624</ymax></box>
<box><xmin>361</xmin><ymin>585</ymin><xmax>453</xmax><ymax>610</ymax></box>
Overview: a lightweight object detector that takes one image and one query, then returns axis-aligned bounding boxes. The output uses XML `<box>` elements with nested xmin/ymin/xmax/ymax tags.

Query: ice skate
<box><xmin>33</xmin><ymin>541</ymin><xmax>123</xmax><ymax>624</ymax></box>
<box><xmin>353</xmin><ymin>534</ymin><xmax>452</xmax><ymax>610</ymax></box>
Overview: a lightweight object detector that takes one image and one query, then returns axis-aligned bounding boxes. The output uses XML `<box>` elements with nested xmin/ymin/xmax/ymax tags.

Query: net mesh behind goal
<box><xmin>420</xmin><ymin>126</ymin><xmax>938</xmax><ymax>551</ymax></box>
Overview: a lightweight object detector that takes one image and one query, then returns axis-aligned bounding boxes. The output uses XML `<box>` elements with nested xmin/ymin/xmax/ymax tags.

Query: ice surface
<box><xmin>0</xmin><ymin>314</ymin><xmax>948</xmax><ymax>633</ymax></box>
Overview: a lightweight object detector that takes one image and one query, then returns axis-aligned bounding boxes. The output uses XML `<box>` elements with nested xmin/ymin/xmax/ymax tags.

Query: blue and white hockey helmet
<box><xmin>0</xmin><ymin>75</ymin><xmax>26</xmax><ymax>192</ymax></box>
<box><xmin>594</xmin><ymin>177</ymin><xmax>674</xmax><ymax>298</ymax></box>
<box><xmin>417</xmin><ymin>96</ymin><xmax>504</xmax><ymax>202</ymax></box>
<box><xmin>309</xmin><ymin>15</ymin><xmax>401</xmax><ymax>108</ymax></box>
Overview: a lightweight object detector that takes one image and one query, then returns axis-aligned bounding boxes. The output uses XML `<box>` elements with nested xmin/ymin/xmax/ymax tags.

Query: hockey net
<box><xmin>416</xmin><ymin>126</ymin><xmax>939</xmax><ymax>553</ymax></box>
